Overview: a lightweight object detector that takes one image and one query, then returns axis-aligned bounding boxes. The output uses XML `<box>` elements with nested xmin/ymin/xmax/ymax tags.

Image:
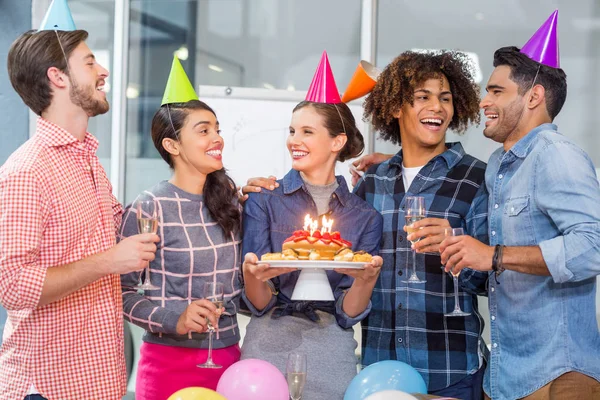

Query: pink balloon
<box><xmin>216</xmin><ymin>359</ymin><xmax>289</xmax><ymax>400</ymax></box>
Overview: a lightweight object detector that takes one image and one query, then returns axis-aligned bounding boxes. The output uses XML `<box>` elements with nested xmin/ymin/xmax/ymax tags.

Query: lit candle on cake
<box><xmin>321</xmin><ymin>216</ymin><xmax>334</xmax><ymax>233</ymax></box>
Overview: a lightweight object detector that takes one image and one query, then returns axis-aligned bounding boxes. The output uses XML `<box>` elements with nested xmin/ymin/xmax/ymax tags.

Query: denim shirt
<box><xmin>484</xmin><ymin>123</ymin><xmax>600</xmax><ymax>400</ymax></box>
<box><xmin>242</xmin><ymin>169</ymin><xmax>383</xmax><ymax>329</ymax></box>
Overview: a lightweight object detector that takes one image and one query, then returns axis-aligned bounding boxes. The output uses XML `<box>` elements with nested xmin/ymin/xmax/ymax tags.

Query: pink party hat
<box><xmin>305</xmin><ymin>51</ymin><xmax>342</xmax><ymax>103</ymax></box>
<box><xmin>520</xmin><ymin>10</ymin><xmax>560</xmax><ymax>68</ymax></box>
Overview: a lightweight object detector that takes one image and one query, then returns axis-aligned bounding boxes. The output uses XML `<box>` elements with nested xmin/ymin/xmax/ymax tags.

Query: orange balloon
<box><xmin>167</xmin><ymin>387</ymin><xmax>227</xmax><ymax>400</ymax></box>
<box><xmin>341</xmin><ymin>60</ymin><xmax>380</xmax><ymax>103</ymax></box>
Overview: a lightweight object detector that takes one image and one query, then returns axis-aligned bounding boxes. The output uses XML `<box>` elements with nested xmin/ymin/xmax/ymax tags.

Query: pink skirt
<box><xmin>135</xmin><ymin>341</ymin><xmax>241</xmax><ymax>400</ymax></box>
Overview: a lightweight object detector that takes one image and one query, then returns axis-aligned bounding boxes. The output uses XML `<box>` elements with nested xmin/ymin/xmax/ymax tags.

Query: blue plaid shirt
<box><xmin>354</xmin><ymin>142</ymin><xmax>490</xmax><ymax>391</ymax></box>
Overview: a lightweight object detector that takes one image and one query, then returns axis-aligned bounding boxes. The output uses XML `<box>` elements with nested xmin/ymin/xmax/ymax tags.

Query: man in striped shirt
<box><xmin>0</xmin><ymin>27</ymin><xmax>158</xmax><ymax>400</ymax></box>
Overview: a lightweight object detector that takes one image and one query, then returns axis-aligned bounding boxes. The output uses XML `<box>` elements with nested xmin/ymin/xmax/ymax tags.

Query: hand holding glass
<box><xmin>197</xmin><ymin>282</ymin><xmax>224</xmax><ymax>369</ymax></box>
<box><xmin>442</xmin><ymin>228</ymin><xmax>470</xmax><ymax>317</ymax></box>
<box><xmin>136</xmin><ymin>200</ymin><xmax>160</xmax><ymax>290</ymax></box>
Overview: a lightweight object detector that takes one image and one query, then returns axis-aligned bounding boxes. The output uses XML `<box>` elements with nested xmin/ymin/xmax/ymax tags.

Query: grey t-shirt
<box><xmin>303</xmin><ymin>177</ymin><xmax>339</xmax><ymax>216</ymax></box>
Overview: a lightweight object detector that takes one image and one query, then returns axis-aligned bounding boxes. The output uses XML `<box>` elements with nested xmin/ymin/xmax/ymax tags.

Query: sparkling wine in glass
<box><xmin>136</xmin><ymin>199</ymin><xmax>160</xmax><ymax>291</ymax></box>
<box><xmin>402</xmin><ymin>196</ymin><xmax>427</xmax><ymax>283</ymax></box>
<box><xmin>442</xmin><ymin>227</ymin><xmax>470</xmax><ymax>317</ymax></box>
<box><xmin>287</xmin><ymin>352</ymin><xmax>307</xmax><ymax>400</ymax></box>
<box><xmin>198</xmin><ymin>282</ymin><xmax>224</xmax><ymax>369</ymax></box>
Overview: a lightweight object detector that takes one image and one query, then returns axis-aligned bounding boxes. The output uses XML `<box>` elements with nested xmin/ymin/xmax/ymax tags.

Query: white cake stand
<box><xmin>267</xmin><ymin>260</ymin><xmax>364</xmax><ymax>301</ymax></box>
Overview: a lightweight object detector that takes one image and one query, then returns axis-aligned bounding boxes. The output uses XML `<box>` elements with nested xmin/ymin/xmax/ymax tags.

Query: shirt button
<box><xmin>493</xmin><ymin>343</ymin><xmax>498</xmax><ymax>348</ymax></box>
<box><xmin>398</xmin><ymin>270</ymin><xmax>403</xmax><ymax>276</ymax></box>
<box><xmin>397</xmin><ymin>338</ymin><xmax>403</xmax><ymax>343</ymax></box>
<box><xmin>491</xmin><ymin>315</ymin><xmax>496</xmax><ymax>321</ymax></box>
<box><xmin>397</xmin><ymin>303</ymin><xmax>403</xmax><ymax>310</ymax></box>
<box><xmin>511</xmin><ymin>207</ymin><xmax>515</xmax><ymax>213</ymax></box>
<box><xmin>398</xmin><ymin>236</ymin><xmax>403</xmax><ymax>242</ymax></box>
<box><xmin>85</xmin><ymin>164</ymin><xmax>92</xmax><ymax>172</ymax></box>
<box><xmin>494</xmin><ymin>204</ymin><xmax>499</xmax><ymax>209</ymax></box>
<box><xmin>498</xmin><ymin>174</ymin><xmax>503</xmax><ymax>179</ymax></box>
<box><xmin>491</xmin><ymin>287</ymin><xmax>495</xmax><ymax>292</ymax></box>
<box><xmin>491</xmin><ymin>231</ymin><xmax>496</xmax><ymax>236</ymax></box>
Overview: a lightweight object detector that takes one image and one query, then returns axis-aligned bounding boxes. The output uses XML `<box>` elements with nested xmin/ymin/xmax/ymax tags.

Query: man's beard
<box><xmin>69</xmin><ymin>77</ymin><xmax>110</xmax><ymax>117</ymax></box>
<box><xmin>484</xmin><ymin>98</ymin><xmax>524</xmax><ymax>143</ymax></box>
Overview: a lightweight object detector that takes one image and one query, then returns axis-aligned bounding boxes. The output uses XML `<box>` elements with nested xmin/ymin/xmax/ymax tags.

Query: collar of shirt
<box><xmin>282</xmin><ymin>168</ymin><xmax>351</xmax><ymax>207</ymax></box>
<box><xmin>36</xmin><ymin>117</ymin><xmax>99</xmax><ymax>154</ymax></box>
<box><xmin>506</xmin><ymin>123</ymin><xmax>558</xmax><ymax>159</ymax></box>
<box><xmin>388</xmin><ymin>142</ymin><xmax>466</xmax><ymax>171</ymax></box>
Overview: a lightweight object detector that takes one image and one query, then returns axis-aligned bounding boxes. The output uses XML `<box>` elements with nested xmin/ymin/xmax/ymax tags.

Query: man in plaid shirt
<box><xmin>0</xmin><ymin>16</ymin><xmax>159</xmax><ymax>400</ymax></box>
<box><xmin>351</xmin><ymin>51</ymin><xmax>490</xmax><ymax>400</ymax></box>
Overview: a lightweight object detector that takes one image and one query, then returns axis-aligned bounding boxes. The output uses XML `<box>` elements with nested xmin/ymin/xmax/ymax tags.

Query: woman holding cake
<box><xmin>119</xmin><ymin>58</ymin><xmax>243</xmax><ymax>399</ymax></box>
<box><xmin>241</xmin><ymin>52</ymin><xmax>383</xmax><ymax>399</ymax></box>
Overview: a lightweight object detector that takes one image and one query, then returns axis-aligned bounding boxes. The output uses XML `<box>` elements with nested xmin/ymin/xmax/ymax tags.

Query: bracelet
<box><xmin>265</xmin><ymin>280</ymin><xmax>279</xmax><ymax>296</ymax></box>
<box><xmin>491</xmin><ymin>244</ymin><xmax>505</xmax><ymax>283</ymax></box>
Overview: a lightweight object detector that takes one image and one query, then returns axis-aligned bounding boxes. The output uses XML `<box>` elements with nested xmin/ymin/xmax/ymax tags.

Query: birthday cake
<box><xmin>260</xmin><ymin>215</ymin><xmax>372</xmax><ymax>262</ymax></box>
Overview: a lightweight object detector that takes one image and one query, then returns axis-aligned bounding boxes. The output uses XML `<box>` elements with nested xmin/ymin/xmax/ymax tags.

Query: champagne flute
<box><xmin>286</xmin><ymin>352</ymin><xmax>307</xmax><ymax>400</ymax></box>
<box><xmin>197</xmin><ymin>282</ymin><xmax>224</xmax><ymax>369</ymax></box>
<box><xmin>402</xmin><ymin>196</ymin><xmax>427</xmax><ymax>283</ymax></box>
<box><xmin>442</xmin><ymin>227</ymin><xmax>471</xmax><ymax>317</ymax></box>
<box><xmin>136</xmin><ymin>199</ymin><xmax>160</xmax><ymax>291</ymax></box>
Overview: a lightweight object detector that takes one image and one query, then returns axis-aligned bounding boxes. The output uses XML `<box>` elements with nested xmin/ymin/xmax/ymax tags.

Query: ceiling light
<box><xmin>126</xmin><ymin>85</ymin><xmax>139</xmax><ymax>99</ymax></box>
<box><xmin>208</xmin><ymin>64</ymin><xmax>223</xmax><ymax>72</ymax></box>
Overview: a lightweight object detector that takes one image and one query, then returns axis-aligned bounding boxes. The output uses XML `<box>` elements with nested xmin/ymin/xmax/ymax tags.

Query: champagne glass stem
<box><xmin>453</xmin><ymin>275</ymin><xmax>461</xmax><ymax>313</ymax></box>
<box><xmin>143</xmin><ymin>263</ymin><xmax>152</xmax><ymax>286</ymax></box>
<box><xmin>206</xmin><ymin>328</ymin><xmax>214</xmax><ymax>363</ymax></box>
<box><xmin>412</xmin><ymin>248</ymin><xmax>417</xmax><ymax>278</ymax></box>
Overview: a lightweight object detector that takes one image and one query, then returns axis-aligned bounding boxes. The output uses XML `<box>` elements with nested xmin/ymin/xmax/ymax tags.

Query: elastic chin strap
<box><xmin>514</xmin><ymin>64</ymin><xmax>542</xmax><ymax>129</ymax></box>
<box><xmin>332</xmin><ymin>103</ymin><xmax>347</xmax><ymax>135</ymax></box>
<box><xmin>166</xmin><ymin>104</ymin><xmax>178</xmax><ymax>137</ymax></box>
<box><xmin>54</xmin><ymin>30</ymin><xmax>71</xmax><ymax>76</ymax></box>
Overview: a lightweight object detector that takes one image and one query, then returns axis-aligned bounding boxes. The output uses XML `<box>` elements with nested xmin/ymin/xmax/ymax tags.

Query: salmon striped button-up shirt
<box><xmin>0</xmin><ymin>118</ymin><xmax>126</xmax><ymax>400</ymax></box>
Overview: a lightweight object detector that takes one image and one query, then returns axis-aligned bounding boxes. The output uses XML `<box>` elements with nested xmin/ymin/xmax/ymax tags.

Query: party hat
<box><xmin>520</xmin><ymin>10</ymin><xmax>560</xmax><ymax>68</ymax></box>
<box><xmin>161</xmin><ymin>56</ymin><xmax>199</xmax><ymax>106</ymax></box>
<box><xmin>39</xmin><ymin>0</ymin><xmax>77</xmax><ymax>31</ymax></box>
<box><xmin>305</xmin><ymin>51</ymin><xmax>341</xmax><ymax>103</ymax></box>
<box><xmin>341</xmin><ymin>60</ymin><xmax>380</xmax><ymax>103</ymax></box>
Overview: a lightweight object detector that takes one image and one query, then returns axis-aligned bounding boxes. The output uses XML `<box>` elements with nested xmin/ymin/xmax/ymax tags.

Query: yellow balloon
<box><xmin>167</xmin><ymin>387</ymin><xmax>227</xmax><ymax>400</ymax></box>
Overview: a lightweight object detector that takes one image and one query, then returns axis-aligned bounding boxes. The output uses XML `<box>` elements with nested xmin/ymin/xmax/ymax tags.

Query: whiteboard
<box><xmin>198</xmin><ymin>85</ymin><xmax>369</xmax><ymax>189</ymax></box>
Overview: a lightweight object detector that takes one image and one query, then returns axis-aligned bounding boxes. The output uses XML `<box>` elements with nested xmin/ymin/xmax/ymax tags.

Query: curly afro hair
<box><xmin>364</xmin><ymin>50</ymin><xmax>481</xmax><ymax>145</ymax></box>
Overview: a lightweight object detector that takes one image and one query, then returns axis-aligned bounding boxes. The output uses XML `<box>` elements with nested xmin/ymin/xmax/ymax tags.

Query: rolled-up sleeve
<box><xmin>535</xmin><ymin>142</ymin><xmax>600</xmax><ymax>283</ymax></box>
<box><xmin>0</xmin><ymin>171</ymin><xmax>49</xmax><ymax>310</ymax></box>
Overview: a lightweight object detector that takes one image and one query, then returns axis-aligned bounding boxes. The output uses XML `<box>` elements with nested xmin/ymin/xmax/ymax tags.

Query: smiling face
<box><xmin>66</xmin><ymin>41</ymin><xmax>110</xmax><ymax>116</ymax></box>
<box><xmin>170</xmin><ymin>108</ymin><xmax>224</xmax><ymax>175</ymax></box>
<box><xmin>396</xmin><ymin>75</ymin><xmax>454</xmax><ymax>149</ymax></box>
<box><xmin>287</xmin><ymin>105</ymin><xmax>346</xmax><ymax>176</ymax></box>
<box><xmin>480</xmin><ymin>65</ymin><xmax>525</xmax><ymax>144</ymax></box>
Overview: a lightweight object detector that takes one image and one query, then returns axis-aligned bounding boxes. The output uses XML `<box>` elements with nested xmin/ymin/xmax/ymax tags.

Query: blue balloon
<box><xmin>344</xmin><ymin>361</ymin><xmax>427</xmax><ymax>400</ymax></box>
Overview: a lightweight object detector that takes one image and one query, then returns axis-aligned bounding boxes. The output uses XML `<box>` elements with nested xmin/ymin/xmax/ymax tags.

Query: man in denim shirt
<box><xmin>441</xmin><ymin>46</ymin><xmax>600</xmax><ymax>399</ymax></box>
